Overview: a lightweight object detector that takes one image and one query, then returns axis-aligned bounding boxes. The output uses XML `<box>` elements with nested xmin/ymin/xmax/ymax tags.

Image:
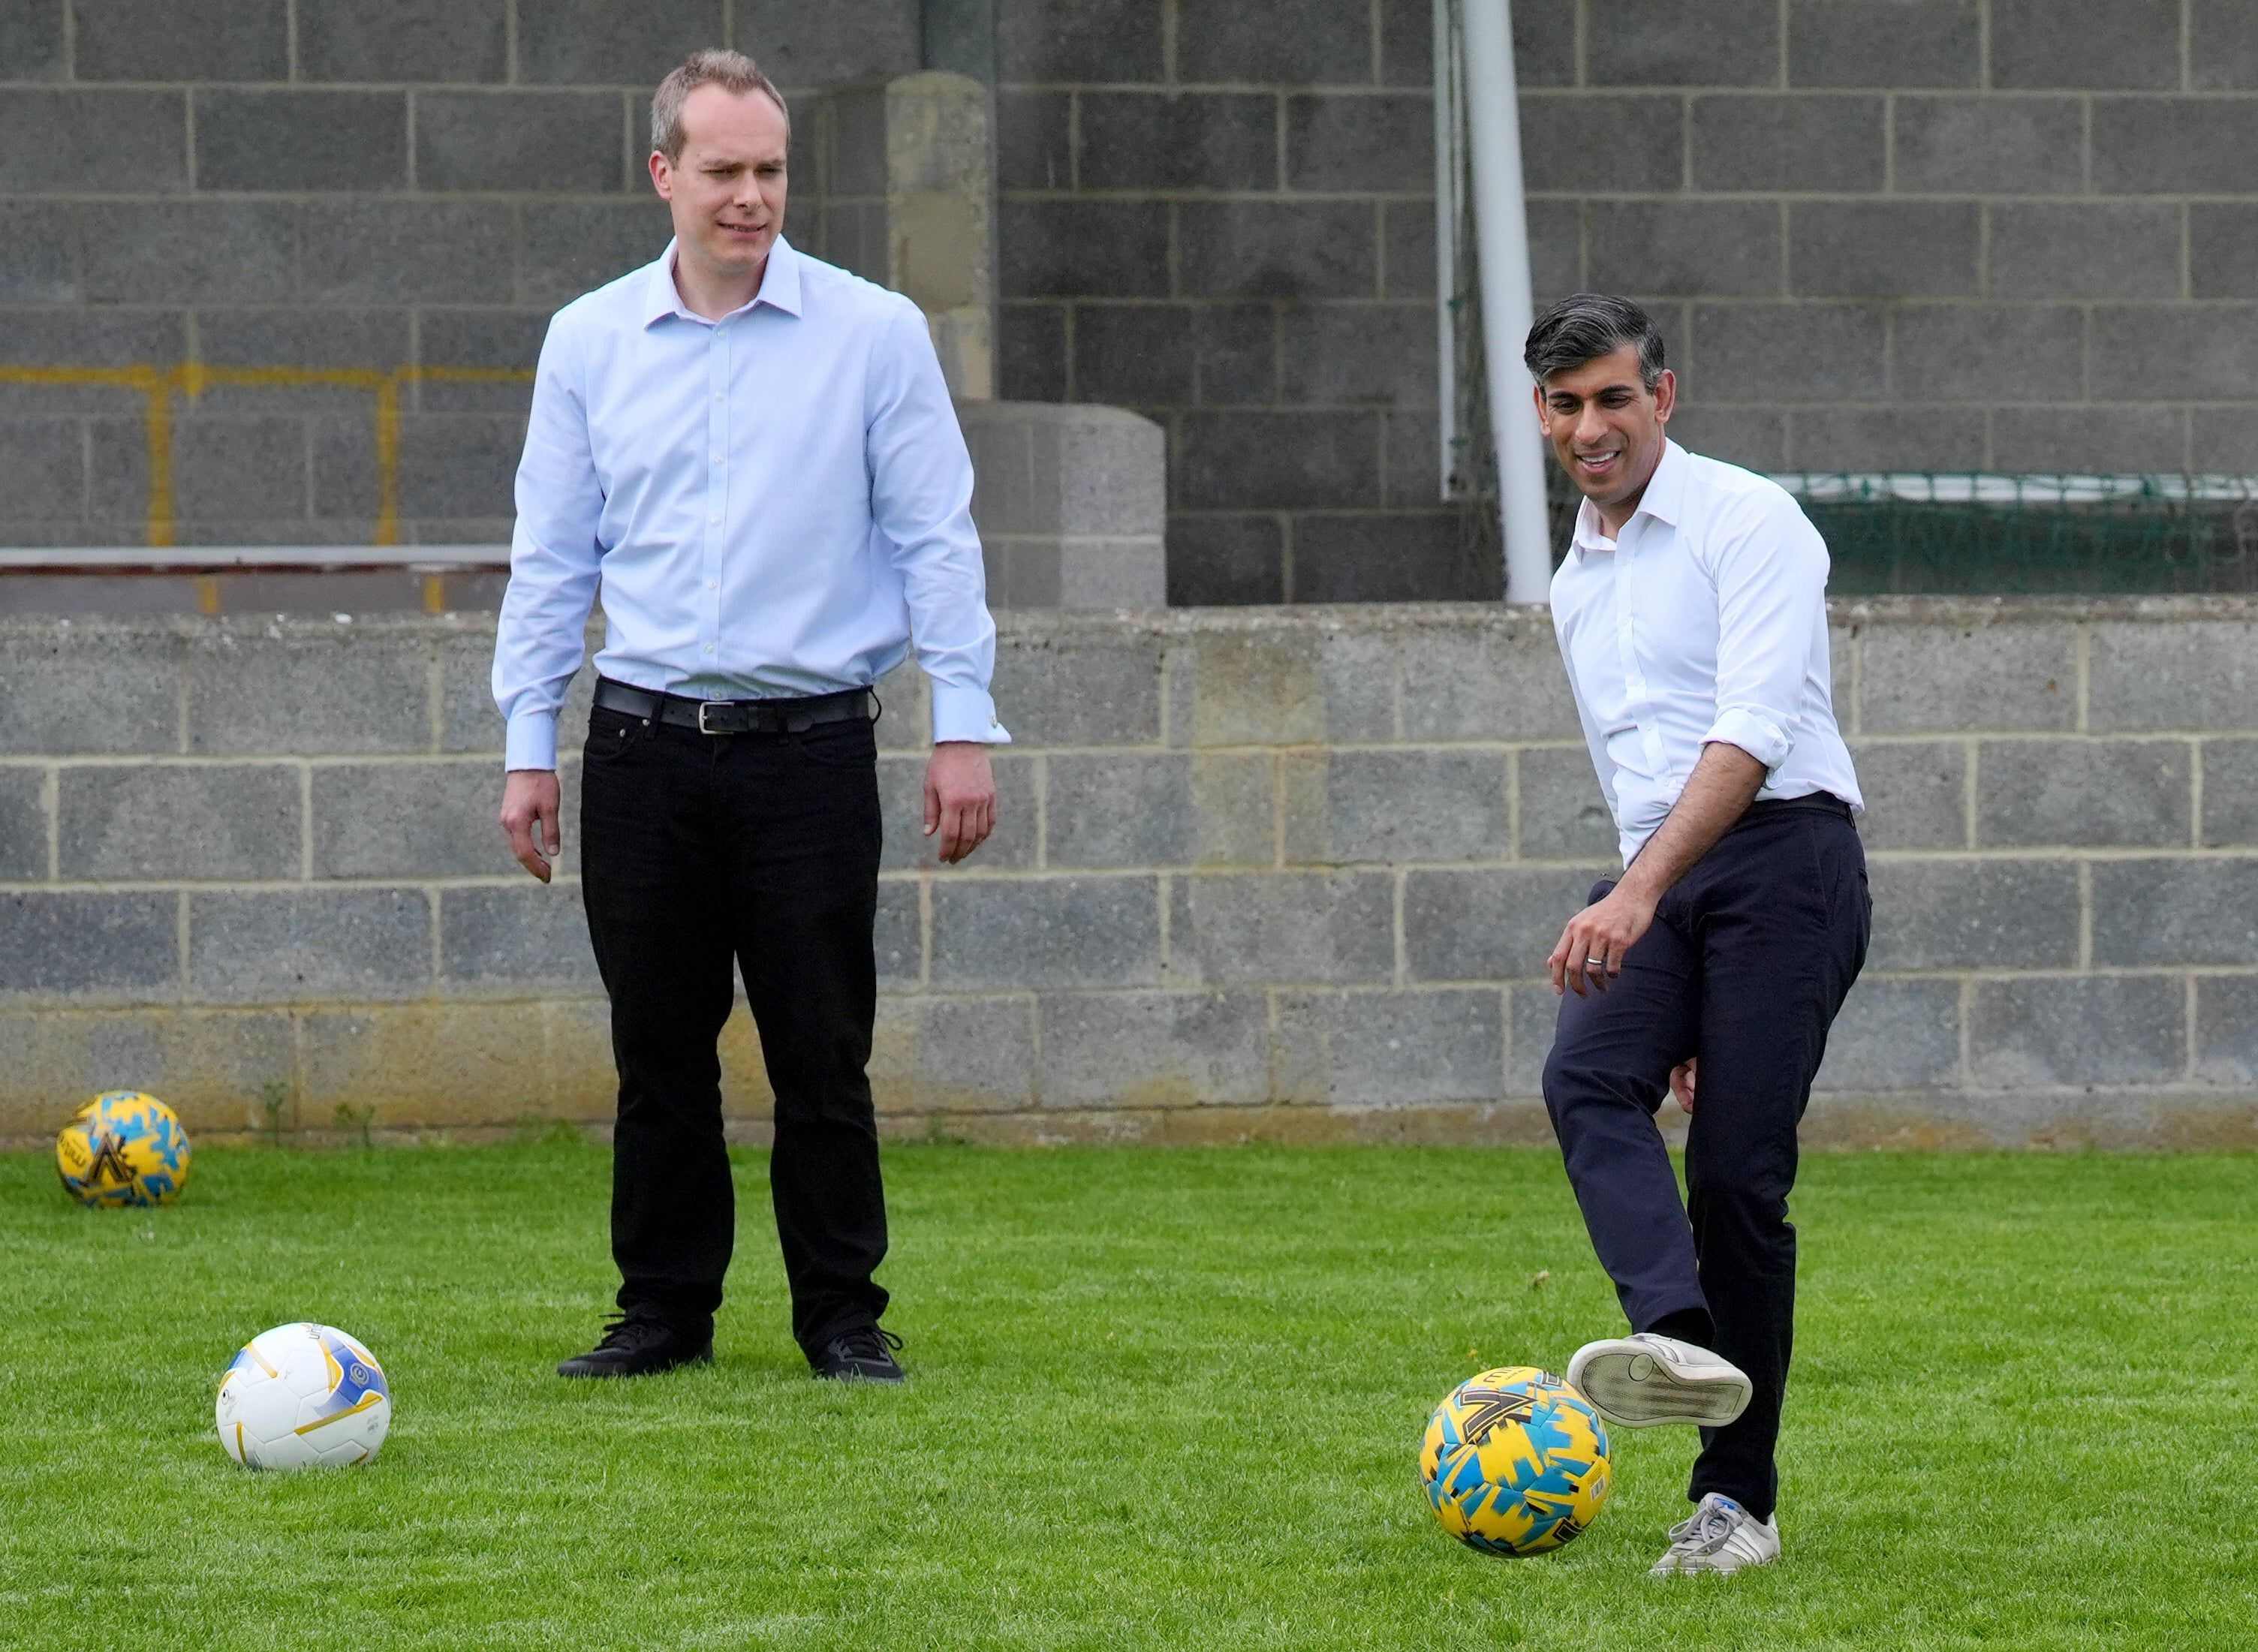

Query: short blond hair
<box><xmin>651</xmin><ymin>48</ymin><xmax>789</xmax><ymax>161</ymax></box>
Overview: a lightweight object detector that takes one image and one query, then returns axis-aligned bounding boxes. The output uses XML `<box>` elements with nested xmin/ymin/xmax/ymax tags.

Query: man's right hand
<box><xmin>500</xmin><ymin>769</ymin><xmax>562</xmax><ymax>883</ymax></box>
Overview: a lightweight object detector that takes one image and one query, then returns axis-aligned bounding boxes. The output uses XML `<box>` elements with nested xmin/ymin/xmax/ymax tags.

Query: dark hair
<box><xmin>1523</xmin><ymin>293</ymin><xmax>1666</xmax><ymax>390</ymax></box>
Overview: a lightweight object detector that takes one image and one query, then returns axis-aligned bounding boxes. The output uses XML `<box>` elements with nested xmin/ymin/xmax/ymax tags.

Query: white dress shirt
<box><xmin>1550</xmin><ymin>439</ymin><xmax>1862</xmax><ymax>866</ymax></box>
<box><xmin>493</xmin><ymin>236</ymin><xmax>1008</xmax><ymax>770</ymax></box>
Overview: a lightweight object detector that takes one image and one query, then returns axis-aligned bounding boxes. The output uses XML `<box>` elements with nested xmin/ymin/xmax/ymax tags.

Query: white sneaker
<box><xmin>1648</xmin><ymin>1493</ymin><xmax>1781</xmax><ymax>1576</ymax></box>
<box><xmin>1564</xmin><ymin>1332</ymin><xmax>1753</xmax><ymax>1428</ymax></box>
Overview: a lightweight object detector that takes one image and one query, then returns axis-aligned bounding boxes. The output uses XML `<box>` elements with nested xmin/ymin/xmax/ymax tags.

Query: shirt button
<box><xmin>704</xmin><ymin>644</ymin><xmax>714</xmax><ymax>653</ymax></box>
<box><xmin>710</xmin><ymin>516</ymin><xmax>720</xmax><ymax>525</ymax></box>
<box><xmin>707</xmin><ymin>581</ymin><xmax>717</xmax><ymax>590</ymax></box>
<box><xmin>711</xmin><ymin>454</ymin><xmax>721</xmax><ymax>463</ymax></box>
<box><xmin>713</xmin><ymin>393</ymin><xmax>724</xmax><ymax>402</ymax></box>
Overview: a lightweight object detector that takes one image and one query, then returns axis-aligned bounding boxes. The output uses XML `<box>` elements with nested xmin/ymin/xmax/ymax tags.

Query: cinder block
<box><xmin>999</xmin><ymin>304</ymin><xmax>1068</xmax><ymax>402</ymax></box>
<box><xmin>1890</xmin><ymin>95</ymin><xmax>2085</xmax><ymax>194</ymax></box>
<box><xmin>1977</xmin><ymin>739</ymin><xmax>2190</xmax><ymax>849</ymax></box>
<box><xmin>0</xmin><ymin>417</ymin><xmax>81</xmax><ymax>519</ymax></box>
<box><xmin>1296</xmin><ymin>750</ymin><xmax>1507</xmax><ymax>865</ymax></box>
<box><xmin>520</xmin><ymin>200</ymin><xmax>673</xmax><ymax>307</ymax></box>
<box><xmin>877</xmin><ymin>751</ymin><xmax>1037</xmax><ymax>870</ymax></box>
<box><xmin>301</xmin><ymin>1002</ymin><xmax>554</xmax><ymax>1127</ymax></box>
<box><xmin>1281</xmin><ymin>305</ymin><xmax>1438</xmax><ymax>408</ymax></box>
<box><xmin>1071</xmin><ymin>304</ymin><xmax>1272</xmax><ymax>408</ymax></box>
<box><xmin>1588</xmin><ymin>200</ymin><xmax>1783</xmax><ymax>299</ymax></box>
<box><xmin>2092</xmin><ymin>98</ymin><xmax>2258</xmax><ymax>193</ymax></box>
<box><xmin>169</xmin><ymin>417</ymin><xmax>306</xmax><ymax>522</ymax></box>
<box><xmin>929</xmin><ymin>874</ymin><xmax>1161</xmax><ymax>988</ymax></box>
<box><xmin>2194</xmin><ymin>975</ymin><xmax>2258</xmax><ymax>1081</ymax></box>
<box><xmin>58</xmin><ymin>763</ymin><xmax>300</xmax><ymax>880</ymax></box>
<box><xmin>1276</xmin><ymin>987</ymin><xmax>1503</xmax><ymax>1107</ymax></box>
<box><xmin>1858</xmin><ymin>620</ymin><xmax>2076</xmax><ymax>733</ymax></box>
<box><xmin>1989</xmin><ymin>407</ymin><xmax>2187</xmax><ymax>474</ymax></box>
<box><xmin>1518</xmin><ymin>745</ymin><xmax>1618</xmax><ymax>861</ymax></box>
<box><xmin>1587</xmin><ymin>0</ymin><xmax>1775</xmax><ymax>84</ymax></box>
<box><xmin>1286</xmin><ymin>92</ymin><xmax>1429</xmax><ymax>193</ymax></box>
<box><xmin>1814</xmin><ymin>977</ymin><xmax>1963</xmax><ymax>1091</ymax></box>
<box><xmin>1169</xmin><ymin>871</ymin><xmax>1392</xmax><ymax>985</ymax></box>
<box><xmin>185</xmin><ymin>626</ymin><xmax>431</xmax><ymax>756</ymax></box>
<box><xmin>991</xmin><ymin>627</ymin><xmax>1161</xmax><ymax>745</ymax></box>
<box><xmin>734</xmin><ymin>0</ymin><xmax>920</xmax><ymax>83</ymax></box>
<box><xmin>1291</xmin><ymin>515</ymin><xmax>1479</xmax><ymax>603</ymax></box>
<box><xmin>875</xmin><ymin>877</ymin><xmax>922</xmax><ymax>986</ymax></box>
<box><xmin>2090</xmin><ymin>860</ymin><xmax>2258</xmax><ymax>967</ymax></box>
<box><xmin>437</xmin><ymin>883</ymin><xmax>599</xmax><ymax>990</ymax></box>
<box><xmin>1404</xmin><ymin>867</ymin><xmax>1603</xmax><ymax>983</ymax></box>
<box><xmin>415</xmin><ymin>90</ymin><xmax>622</xmax><ymax>194</ymax></box>
<box><xmin>1690</xmin><ymin>95</ymin><xmax>1886</xmax><ymax>193</ymax></box>
<box><xmin>194</xmin><ymin>90</ymin><xmax>407</xmax><ymax>191</ymax></box>
<box><xmin>1666</xmin><ymin>406</ymin><xmax>1786</xmax><ymax>471</ymax></box>
<box><xmin>1399</xmin><ymin>617</ymin><xmax>1583</xmax><ymax>742</ymax></box>
<box><xmin>0</xmin><ymin>0</ymin><xmax>64</xmax><ymax>78</ymax></box>
<box><xmin>995</xmin><ymin>90</ymin><xmax>1070</xmax><ymax>191</ymax></box>
<box><xmin>194</xmin><ymin>310</ymin><xmax>411</xmax><ymax>384</ymax></box>
<box><xmin>2192</xmin><ymin>0</ymin><xmax>2258</xmax><ymax>89</ymax></box>
<box><xmin>996</xmin><ymin>0</ymin><xmax>1163</xmax><ymax>82</ymax></box>
<box><xmin>298</xmin><ymin>0</ymin><xmax>507</xmax><ymax>82</ymax></box>
<box><xmin>1176</xmin><ymin>1</ymin><xmax>1368</xmax><ymax>82</ymax></box>
<box><xmin>310</xmin><ymin>761</ymin><xmax>516</xmax><ymax>878</ymax></box>
<box><xmin>0</xmin><ymin>203</ymin><xmax>74</xmax><ymax>302</ymax></box>
<box><xmin>1849</xmin><ymin>740</ymin><xmax>1967</xmax><ymax>850</ymax></box>
<box><xmin>301</xmin><ymin>203</ymin><xmax>513</xmax><ymax>305</ymax></box>
<box><xmin>1864</xmin><ymin>858</ymin><xmax>2080</xmax><ymax>970</ymax></box>
<box><xmin>872</xmin><ymin>657</ymin><xmax>929</xmax><ymax>754</ymax></box>
<box><xmin>1790</xmin><ymin>203</ymin><xmax>1980</xmax><ymax>298</ymax></box>
<box><xmin>1035</xmin><ymin>988</ymin><xmax>1269</xmax><ymax>1108</ymax></box>
<box><xmin>1043</xmin><ymin>753</ymin><xmax>1191</xmax><ymax>868</ymax></box>
<box><xmin>1788</xmin><ymin>0</ymin><xmax>1978</xmax><ymax>87</ymax></box>
<box><xmin>1507</xmin><ymin>982</ymin><xmax>1559</xmax><ymax>1094</ymax></box>
<box><xmin>0</xmin><ymin>1007</ymin><xmax>295</xmax><ymax>1137</ymax></box>
<box><xmin>188</xmin><ymin>888</ymin><xmax>432</xmax><ymax>1003</ymax></box>
<box><xmin>1178</xmin><ymin>411</ymin><xmax>1380</xmax><ymax>510</ymax></box>
<box><xmin>396</xmin><ymin>414</ymin><xmax>525</xmax><ymax>520</ymax></box>
<box><xmin>515</xmin><ymin>0</ymin><xmax>724</xmax><ymax>84</ymax></box>
<box><xmin>2089</xmin><ymin>621</ymin><xmax>2258</xmax><ymax>732</ymax></box>
<box><xmin>1165</xmin><ymin>624</ymin><xmax>1389</xmax><ymax>748</ymax></box>
<box><xmin>1178</xmin><ymin>202</ymin><xmax>1376</xmax><ymax>301</ymax></box>
<box><xmin>1791</xmin><ymin>407</ymin><xmax>1987</xmax><ymax>472</ymax></box>
<box><xmin>962</xmin><ymin>402</ymin><xmax>1167</xmax><ymax>537</ymax></box>
<box><xmin>73</xmin><ymin>0</ymin><xmax>286</xmax><ymax>80</ymax></box>
<box><xmin>1079</xmin><ymin>92</ymin><xmax>1276</xmax><ymax>191</ymax></box>
<box><xmin>0</xmin><ymin>766</ymin><xmax>43</xmax><ymax>878</ymax></box>
<box><xmin>2202</xmin><ymin>739</ymin><xmax>2258</xmax><ymax>846</ymax></box>
<box><xmin>0</xmin><ymin>891</ymin><xmax>178</xmax><ymax>1000</ymax></box>
<box><xmin>80</xmin><ymin>201</ymin><xmax>294</xmax><ymax>304</ymax></box>
<box><xmin>1989</xmin><ymin>203</ymin><xmax>2184</xmax><ymax>299</ymax></box>
<box><xmin>1970</xmin><ymin>976</ymin><xmax>2184</xmax><ymax>1087</ymax></box>
<box><xmin>1992</xmin><ymin>0</ymin><xmax>2182</xmax><ymax>89</ymax></box>
<box><xmin>2191</xmin><ymin>206</ymin><xmax>2258</xmax><ymax>299</ymax></box>
<box><xmin>869</xmin><ymin>994</ymin><xmax>1036</xmax><ymax>1115</ymax></box>
<box><xmin>1383</xmin><ymin>200</ymin><xmax>1438</xmax><ymax>302</ymax></box>
<box><xmin>1687</xmin><ymin>303</ymin><xmax>1886</xmax><ymax>402</ymax></box>
<box><xmin>1892</xmin><ymin>305</ymin><xmax>2084</xmax><ymax>402</ymax></box>
<box><xmin>0</xmin><ymin>311</ymin><xmax>185</xmax><ymax>384</ymax></box>
<box><xmin>998</xmin><ymin>201</ymin><xmax>1170</xmax><ymax>299</ymax></box>
<box><xmin>1166</xmin><ymin>517</ymin><xmax>1285</xmax><ymax>606</ymax></box>
<box><xmin>1384</xmin><ymin>410</ymin><xmax>1444</xmax><ymax>510</ymax></box>
<box><xmin>0</xmin><ymin>626</ymin><xmax>179</xmax><ymax>755</ymax></box>
<box><xmin>2090</xmin><ymin>305</ymin><xmax>2258</xmax><ymax>402</ymax></box>
<box><xmin>1520</xmin><ymin>94</ymin><xmax>1684</xmax><ymax>194</ymax></box>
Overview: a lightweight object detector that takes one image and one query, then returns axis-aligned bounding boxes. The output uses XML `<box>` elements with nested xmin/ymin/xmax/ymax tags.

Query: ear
<box><xmin>648</xmin><ymin>150</ymin><xmax>673</xmax><ymax>200</ymax></box>
<box><xmin>1530</xmin><ymin>380</ymin><xmax>1552</xmax><ymax>435</ymax></box>
<box><xmin>1651</xmin><ymin>368</ymin><xmax>1676</xmax><ymax>425</ymax></box>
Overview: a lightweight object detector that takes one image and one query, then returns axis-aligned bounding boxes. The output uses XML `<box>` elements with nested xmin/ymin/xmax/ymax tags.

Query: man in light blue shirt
<box><xmin>493</xmin><ymin>48</ymin><xmax>1007</xmax><ymax>1385</ymax></box>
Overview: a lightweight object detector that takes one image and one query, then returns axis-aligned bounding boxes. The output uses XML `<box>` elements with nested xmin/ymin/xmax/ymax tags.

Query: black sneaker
<box><xmin>556</xmin><ymin>1313</ymin><xmax>713</xmax><ymax>1380</ymax></box>
<box><xmin>810</xmin><ymin>1325</ymin><xmax>906</xmax><ymax>1384</ymax></box>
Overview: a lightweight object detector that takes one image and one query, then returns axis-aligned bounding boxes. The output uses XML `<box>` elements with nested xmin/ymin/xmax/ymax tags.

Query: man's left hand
<box><xmin>1549</xmin><ymin>882</ymin><xmax>1660</xmax><ymax>996</ymax></box>
<box><xmin>924</xmin><ymin>742</ymin><xmax>997</xmax><ymax>863</ymax></box>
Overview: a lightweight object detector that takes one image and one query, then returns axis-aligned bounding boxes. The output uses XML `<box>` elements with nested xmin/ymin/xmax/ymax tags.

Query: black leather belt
<box><xmin>592</xmin><ymin>678</ymin><xmax>873</xmax><ymax>736</ymax></box>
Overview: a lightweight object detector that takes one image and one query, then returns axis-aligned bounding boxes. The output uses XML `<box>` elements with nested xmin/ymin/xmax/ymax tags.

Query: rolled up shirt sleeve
<box><xmin>1700</xmin><ymin>492</ymin><xmax>1829</xmax><ymax>775</ymax></box>
<box><xmin>492</xmin><ymin>313</ymin><xmax>606</xmax><ymax>772</ymax></box>
<box><xmin>865</xmin><ymin>298</ymin><xmax>1009</xmax><ymax>745</ymax></box>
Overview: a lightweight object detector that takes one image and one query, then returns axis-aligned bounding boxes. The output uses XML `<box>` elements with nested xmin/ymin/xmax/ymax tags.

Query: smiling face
<box><xmin>649</xmin><ymin>83</ymin><xmax>789</xmax><ymax>296</ymax></box>
<box><xmin>1532</xmin><ymin>344</ymin><xmax>1676</xmax><ymax>532</ymax></box>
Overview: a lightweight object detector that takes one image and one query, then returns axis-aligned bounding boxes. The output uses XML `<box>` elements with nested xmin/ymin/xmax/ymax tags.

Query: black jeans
<box><xmin>1542</xmin><ymin>797</ymin><xmax>1869</xmax><ymax>1521</ymax></box>
<box><xmin>578</xmin><ymin>694</ymin><xmax>889</xmax><ymax>1358</ymax></box>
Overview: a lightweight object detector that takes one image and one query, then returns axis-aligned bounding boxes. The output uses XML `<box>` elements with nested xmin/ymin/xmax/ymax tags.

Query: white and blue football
<box><xmin>216</xmin><ymin>1323</ymin><xmax>392</xmax><ymax>1470</ymax></box>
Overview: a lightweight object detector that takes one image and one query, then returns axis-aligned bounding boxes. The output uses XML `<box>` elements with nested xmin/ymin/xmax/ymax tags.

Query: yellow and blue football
<box><xmin>56</xmin><ymin>1091</ymin><xmax>191</xmax><ymax>1208</ymax></box>
<box><xmin>1420</xmin><ymin>1366</ymin><xmax>1611</xmax><ymax>1557</ymax></box>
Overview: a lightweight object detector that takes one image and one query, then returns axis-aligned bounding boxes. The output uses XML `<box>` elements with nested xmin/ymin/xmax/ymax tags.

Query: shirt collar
<box><xmin>1569</xmin><ymin>437</ymin><xmax>1689</xmax><ymax>558</ymax></box>
<box><xmin>640</xmin><ymin>235</ymin><xmax>804</xmax><ymax>327</ymax></box>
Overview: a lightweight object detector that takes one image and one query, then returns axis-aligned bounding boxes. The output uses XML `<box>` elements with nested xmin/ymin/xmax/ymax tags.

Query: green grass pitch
<box><xmin>1</xmin><ymin>1141</ymin><xmax>2252</xmax><ymax>1649</ymax></box>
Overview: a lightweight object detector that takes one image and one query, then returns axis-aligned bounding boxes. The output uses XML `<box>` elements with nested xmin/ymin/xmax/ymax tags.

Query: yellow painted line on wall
<box><xmin>0</xmin><ymin>363</ymin><xmax>534</xmax><ymax>549</ymax></box>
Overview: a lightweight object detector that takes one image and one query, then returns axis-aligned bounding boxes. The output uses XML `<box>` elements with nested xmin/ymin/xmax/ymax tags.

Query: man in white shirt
<box><xmin>1527</xmin><ymin>294</ymin><xmax>1870</xmax><ymax>1575</ymax></box>
<box><xmin>492</xmin><ymin>49</ymin><xmax>1007</xmax><ymax>1385</ymax></box>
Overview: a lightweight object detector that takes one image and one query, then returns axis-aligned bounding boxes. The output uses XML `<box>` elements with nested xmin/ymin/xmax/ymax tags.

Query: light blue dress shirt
<box><xmin>1550</xmin><ymin>439</ymin><xmax>1862</xmax><ymax>866</ymax></box>
<box><xmin>492</xmin><ymin>236</ymin><xmax>1008</xmax><ymax>770</ymax></box>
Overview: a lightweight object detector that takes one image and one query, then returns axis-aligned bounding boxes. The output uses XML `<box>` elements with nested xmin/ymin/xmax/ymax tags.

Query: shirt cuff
<box><xmin>930</xmin><ymin>682</ymin><xmax>1010</xmax><ymax>745</ymax></box>
<box><xmin>505</xmin><ymin>709</ymin><xmax>560</xmax><ymax>772</ymax></box>
<box><xmin>1703</xmin><ymin>707</ymin><xmax>1793</xmax><ymax>772</ymax></box>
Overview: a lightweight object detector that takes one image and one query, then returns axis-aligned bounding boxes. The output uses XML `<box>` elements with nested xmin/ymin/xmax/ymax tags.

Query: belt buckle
<box><xmin>695</xmin><ymin>700</ymin><xmax>732</xmax><ymax>736</ymax></box>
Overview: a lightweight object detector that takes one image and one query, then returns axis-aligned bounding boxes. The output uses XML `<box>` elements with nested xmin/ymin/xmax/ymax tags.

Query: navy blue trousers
<box><xmin>1543</xmin><ymin>797</ymin><xmax>1869</xmax><ymax>1520</ymax></box>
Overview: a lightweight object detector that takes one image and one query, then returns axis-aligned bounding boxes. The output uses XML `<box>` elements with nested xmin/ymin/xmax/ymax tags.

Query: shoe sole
<box><xmin>1569</xmin><ymin>1344</ymin><xmax>1751</xmax><ymax>1428</ymax></box>
<box><xmin>555</xmin><ymin>1347</ymin><xmax>713</xmax><ymax>1380</ymax></box>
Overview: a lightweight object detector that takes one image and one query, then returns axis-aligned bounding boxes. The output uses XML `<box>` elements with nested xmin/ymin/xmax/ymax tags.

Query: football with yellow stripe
<box><xmin>216</xmin><ymin>1323</ymin><xmax>392</xmax><ymax>1470</ymax></box>
<box><xmin>1420</xmin><ymin>1367</ymin><xmax>1611</xmax><ymax>1557</ymax></box>
<box><xmin>55</xmin><ymin>1091</ymin><xmax>191</xmax><ymax>1207</ymax></box>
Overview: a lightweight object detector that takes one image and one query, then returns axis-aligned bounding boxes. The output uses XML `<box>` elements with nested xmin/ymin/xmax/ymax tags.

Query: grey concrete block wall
<box><xmin>4</xmin><ymin>599</ymin><xmax>2257</xmax><ymax>1148</ymax></box>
